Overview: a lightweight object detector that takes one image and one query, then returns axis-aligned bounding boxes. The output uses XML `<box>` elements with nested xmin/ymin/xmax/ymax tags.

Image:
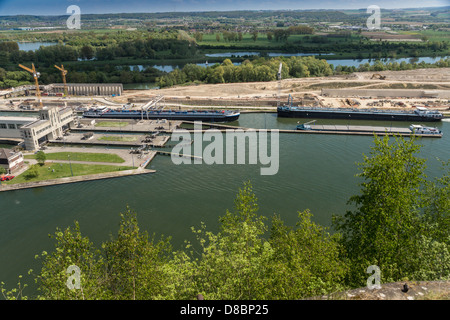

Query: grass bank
<box><xmin>95</xmin><ymin>121</ymin><xmax>129</xmax><ymax>127</ymax></box>
<box><xmin>24</xmin><ymin>152</ymin><xmax>125</xmax><ymax>163</ymax></box>
<box><xmin>4</xmin><ymin>162</ymin><xmax>135</xmax><ymax>184</ymax></box>
<box><xmin>98</xmin><ymin>136</ymin><xmax>137</xmax><ymax>142</ymax></box>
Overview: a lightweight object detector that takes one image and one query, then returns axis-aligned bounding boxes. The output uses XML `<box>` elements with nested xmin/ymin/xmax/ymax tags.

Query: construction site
<box><xmin>0</xmin><ymin>64</ymin><xmax>449</xmax><ymax>115</ymax></box>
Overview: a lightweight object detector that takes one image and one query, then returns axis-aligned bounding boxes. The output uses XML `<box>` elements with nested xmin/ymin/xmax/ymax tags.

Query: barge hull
<box><xmin>277</xmin><ymin>110</ymin><xmax>441</xmax><ymax>122</ymax></box>
<box><xmin>83</xmin><ymin>113</ymin><xmax>240</xmax><ymax>122</ymax></box>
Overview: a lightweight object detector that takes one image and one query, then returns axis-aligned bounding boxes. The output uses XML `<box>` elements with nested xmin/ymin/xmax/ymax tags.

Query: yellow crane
<box><xmin>18</xmin><ymin>63</ymin><xmax>43</xmax><ymax>108</ymax></box>
<box><xmin>54</xmin><ymin>64</ymin><xmax>68</xmax><ymax>96</ymax></box>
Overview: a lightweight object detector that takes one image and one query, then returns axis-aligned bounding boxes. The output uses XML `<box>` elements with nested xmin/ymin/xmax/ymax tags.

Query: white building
<box><xmin>0</xmin><ymin>106</ymin><xmax>75</xmax><ymax>151</ymax></box>
<box><xmin>0</xmin><ymin>116</ymin><xmax>38</xmax><ymax>139</ymax></box>
<box><xmin>20</xmin><ymin>107</ymin><xmax>75</xmax><ymax>151</ymax></box>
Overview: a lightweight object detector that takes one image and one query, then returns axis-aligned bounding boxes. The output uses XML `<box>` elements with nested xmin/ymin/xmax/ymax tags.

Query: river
<box><xmin>122</xmin><ymin>56</ymin><xmax>448</xmax><ymax>75</ymax></box>
<box><xmin>122</xmin><ymin>55</ymin><xmax>448</xmax><ymax>89</ymax></box>
<box><xmin>17</xmin><ymin>42</ymin><xmax>58</xmax><ymax>51</ymax></box>
<box><xmin>1</xmin><ymin>113</ymin><xmax>449</xmax><ymax>294</ymax></box>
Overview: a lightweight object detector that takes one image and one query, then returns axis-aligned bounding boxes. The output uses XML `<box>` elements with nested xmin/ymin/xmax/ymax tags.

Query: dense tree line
<box><xmin>157</xmin><ymin>56</ymin><xmax>332</xmax><ymax>88</ymax></box>
<box><xmin>1</xmin><ymin>134</ymin><xmax>448</xmax><ymax>300</ymax></box>
<box><xmin>0</xmin><ymin>38</ymin><xmax>198</xmax><ymax>68</ymax></box>
<box><xmin>156</xmin><ymin>56</ymin><xmax>450</xmax><ymax>88</ymax></box>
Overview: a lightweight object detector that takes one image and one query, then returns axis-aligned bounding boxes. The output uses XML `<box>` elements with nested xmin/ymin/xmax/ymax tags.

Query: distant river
<box><xmin>17</xmin><ymin>42</ymin><xmax>58</xmax><ymax>51</ymax></box>
<box><xmin>0</xmin><ymin>112</ymin><xmax>449</xmax><ymax>295</ymax></box>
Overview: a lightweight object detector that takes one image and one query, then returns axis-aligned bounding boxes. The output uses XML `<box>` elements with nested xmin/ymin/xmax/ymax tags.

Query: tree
<box><xmin>182</xmin><ymin>64</ymin><xmax>206</xmax><ymax>82</ymax></box>
<box><xmin>251</xmin><ymin>31</ymin><xmax>258</xmax><ymax>42</ymax></box>
<box><xmin>273</xmin><ymin>29</ymin><xmax>290</xmax><ymax>42</ymax></box>
<box><xmin>34</xmin><ymin>221</ymin><xmax>100</xmax><ymax>300</ymax></box>
<box><xmin>35</xmin><ymin>151</ymin><xmax>46</xmax><ymax>166</ymax></box>
<box><xmin>34</xmin><ymin>207</ymin><xmax>172</xmax><ymax>300</ymax></box>
<box><xmin>269</xmin><ymin>210</ymin><xmax>347</xmax><ymax>298</ymax></box>
<box><xmin>206</xmin><ymin>66</ymin><xmax>225</xmax><ymax>84</ymax></box>
<box><xmin>421</xmin><ymin>160</ymin><xmax>450</xmax><ymax>244</ymax></box>
<box><xmin>101</xmin><ymin>207</ymin><xmax>172</xmax><ymax>300</ymax></box>
<box><xmin>333</xmin><ymin>134</ymin><xmax>427</xmax><ymax>287</ymax></box>
<box><xmin>25</xmin><ymin>164</ymin><xmax>39</xmax><ymax>180</ymax></box>
<box><xmin>190</xmin><ymin>181</ymin><xmax>274</xmax><ymax>299</ymax></box>
<box><xmin>194</xmin><ymin>32</ymin><xmax>203</xmax><ymax>42</ymax></box>
<box><xmin>80</xmin><ymin>45</ymin><xmax>94</xmax><ymax>60</ymax></box>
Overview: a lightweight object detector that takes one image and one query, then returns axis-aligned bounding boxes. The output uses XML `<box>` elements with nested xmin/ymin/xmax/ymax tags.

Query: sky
<box><xmin>0</xmin><ymin>0</ymin><xmax>448</xmax><ymax>15</ymax></box>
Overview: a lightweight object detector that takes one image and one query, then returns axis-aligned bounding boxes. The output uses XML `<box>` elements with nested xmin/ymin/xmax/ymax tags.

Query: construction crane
<box><xmin>54</xmin><ymin>64</ymin><xmax>68</xmax><ymax>96</ymax></box>
<box><xmin>277</xmin><ymin>62</ymin><xmax>282</xmax><ymax>107</ymax></box>
<box><xmin>18</xmin><ymin>63</ymin><xmax>43</xmax><ymax>108</ymax></box>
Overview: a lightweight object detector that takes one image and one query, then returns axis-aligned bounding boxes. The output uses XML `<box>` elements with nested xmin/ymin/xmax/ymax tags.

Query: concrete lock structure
<box><xmin>51</xmin><ymin>83</ymin><xmax>123</xmax><ymax>96</ymax></box>
<box><xmin>20</xmin><ymin>107</ymin><xmax>75</xmax><ymax>150</ymax></box>
<box><xmin>1</xmin><ymin>83</ymin><xmax>123</xmax><ymax>98</ymax></box>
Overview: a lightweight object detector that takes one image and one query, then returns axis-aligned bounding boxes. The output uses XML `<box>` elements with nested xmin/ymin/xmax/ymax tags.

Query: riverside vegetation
<box><xmin>1</xmin><ymin>134</ymin><xmax>449</xmax><ymax>300</ymax></box>
<box><xmin>0</xmin><ymin>21</ymin><xmax>449</xmax><ymax>89</ymax></box>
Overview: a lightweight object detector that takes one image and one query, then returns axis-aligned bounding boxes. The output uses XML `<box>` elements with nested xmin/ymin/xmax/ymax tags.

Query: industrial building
<box><xmin>0</xmin><ymin>106</ymin><xmax>75</xmax><ymax>151</ymax></box>
<box><xmin>20</xmin><ymin>106</ymin><xmax>75</xmax><ymax>150</ymax></box>
<box><xmin>0</xmin><ymin>116</ymin><xmax>39</xmax><ymax>139</ymax></box>
<box><xmin>1</xmin><ymin>83</ymin><xmax>123</xmax><ymax>99</ymax></box>
<box><xmin>50</xmin><ymin>83</ymin><xmax>123</xmax><ymax>96</ymax></box>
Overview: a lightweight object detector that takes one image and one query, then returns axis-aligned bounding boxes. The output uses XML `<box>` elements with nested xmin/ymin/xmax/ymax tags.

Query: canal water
<box><xmin>0</xmin><ymin>113</ymin><xmax>449</xmax><ymax>294</ymax></box>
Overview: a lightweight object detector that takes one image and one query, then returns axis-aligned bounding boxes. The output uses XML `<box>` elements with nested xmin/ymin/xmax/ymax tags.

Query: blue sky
<box><xmin>0</xmin><ymin>0</ymin><xmax>447</xmax><ymax>15</ymax></box>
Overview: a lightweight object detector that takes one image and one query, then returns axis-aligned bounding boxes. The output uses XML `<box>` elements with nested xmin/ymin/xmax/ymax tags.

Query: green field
<box><xmin>3</xmin><ymin>162</ymin><xmax>135</xmax><ymax>184</ymax></box>
<box><xmin>198</xmin><ymin>33</ymin><xmax>286</xmax><ymax>48</ymax></box>
<box><xmin>398</xmin><ymin>30</ymin><xmax>450</xmax><ymax>42</ymax></box>
<box><xmin>198</xmin><ymin>33</ymin><xmax>324</xmax><ymax>50</ymax></box>
<box><xmin>25</xmin><ymin>152</ymin><xmax>125</xmax><ymax>163</ymax></box>
<box><xmin>98</xmin><ymin>135</ymin><xmax>137</xmax><ymax>142</ymax></box>
<box><xmin>95</xmin><ymin>121</ymin><xmax>129</xmax><ymax>127</ymax></box>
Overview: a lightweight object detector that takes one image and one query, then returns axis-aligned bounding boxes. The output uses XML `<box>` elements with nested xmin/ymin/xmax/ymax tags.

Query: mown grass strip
<box><xmin>25</xmin><ymin>152</ymin><xmax>125</xmax><ymax>163</ymax></box>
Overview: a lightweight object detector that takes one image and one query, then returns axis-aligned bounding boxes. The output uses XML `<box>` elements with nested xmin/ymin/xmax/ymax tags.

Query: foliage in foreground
<box><xmin>24</xmin><ymin>183</ymin><xmax>346</xmax><ymax>300</ymax></box>
<box><xmin>333</xmin><ymin>135</ymin><xmax>450</xmax><ymax>288</ymax></box>
<box><xmin>1</xmin><ymin>134</ymin><xmax>449</xmax><ymax>300</ymax></box>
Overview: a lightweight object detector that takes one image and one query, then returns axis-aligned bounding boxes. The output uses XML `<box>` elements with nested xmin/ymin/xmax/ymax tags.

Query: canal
<box><xmin>0</xmin><ymin>113</ymin><xmax>449</xmax><ymax>295</ymax></box>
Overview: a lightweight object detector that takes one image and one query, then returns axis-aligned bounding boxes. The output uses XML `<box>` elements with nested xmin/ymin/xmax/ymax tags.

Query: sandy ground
<box><xmin>1</xmin><ymin>68</ymin><xmax>448</xmax><ymax>112</ymax></box>
<box><xmin>311</xmin><ymin>280</ymin><xmax>450</xmax><ymax>300</ymax></box>
<box><xmin>112</xmin><ymin>68</ymin><xmax>450</xmax><ymax>110</ymax></box>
